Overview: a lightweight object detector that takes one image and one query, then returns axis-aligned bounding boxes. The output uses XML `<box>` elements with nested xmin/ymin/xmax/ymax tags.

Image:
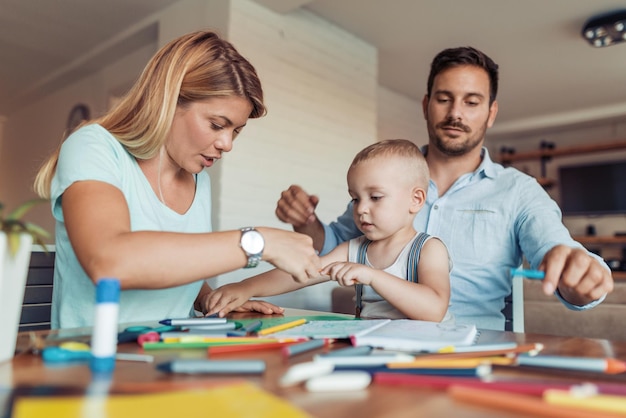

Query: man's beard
<box><xmin>427</xmin><ymin>117</ymin><xmax>488</xmax><ymax>157</ymax></box>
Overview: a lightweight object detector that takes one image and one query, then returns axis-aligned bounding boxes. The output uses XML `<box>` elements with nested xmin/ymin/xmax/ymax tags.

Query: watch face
<box><xmin>242</xmin><ymin>230</ymin><xmax>264</xmax><ymax>254</ymax></box>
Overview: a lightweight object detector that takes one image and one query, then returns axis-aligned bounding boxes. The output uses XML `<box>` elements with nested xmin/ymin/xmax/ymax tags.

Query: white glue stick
<box><xmin>90</xmin><ymin>278</ymin><xmax>120</xmax><ymax>374</ymax></box>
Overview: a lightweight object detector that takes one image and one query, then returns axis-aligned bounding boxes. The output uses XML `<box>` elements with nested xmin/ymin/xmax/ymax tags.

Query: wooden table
<box><xmin>4</xmin><ymin>308</ymin><xmax>626</xmax><ymax>417</ymax></box>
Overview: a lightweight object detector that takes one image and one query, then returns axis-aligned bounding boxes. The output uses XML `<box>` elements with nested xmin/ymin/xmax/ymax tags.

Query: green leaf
<box><xmin>6</xmin><ymin>198</ymin><xmax>48</xmax><ymax>221</ymax></box>
<box><xmin>1</xmin><ymin>198</ymin><xmax>50</xmax><ymax>257</ymax></box>
<box><xmin>23</xmin><ymin>222</ymin><xmax>50</xmax><ymax>239</ymax></box>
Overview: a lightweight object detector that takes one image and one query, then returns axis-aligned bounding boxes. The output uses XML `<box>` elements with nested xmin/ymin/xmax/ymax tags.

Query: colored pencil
<box><xmin>282</xmin><ymin>339</ymin><xmax>328</xmax><ymax>357</ymax></box>
<box><xmin>257</xmin><ymin>318</ymin><xmax>307</xmax><ymax>336</ymax></box>
<box><xmin>411</xmin><ymin>343</ymin><xmax>543</xmax><ymax>361</ymax></box>
<box><xmin>516</xmin><ymin>354</ymin><xmax>626</xmax><ymax>374</ymax></box>
<box><xmin>374</xmin><ymin>373</ymin><xmax>582</xmax><ymax>397</ymax></box>
<box><xmin>157</xmin><ymin>359</ymin><xmax>266</xmax><ymax>374</ymax></box>
<box><xmin>161</xmin><ymin>336</ymin><xmax>275</xmax><ymax>343</ymax></box>
<box><xmin>143</xmin><ymin>337</ymin><xmax>305</xmax><ymax>350</ymax></box>
<box><xmin>387</xmin><ymin>356</ymin><xmax>516</xmax><ymax>369</ymax></box>
<box><xmin>544</xmin><ymin>388</ymin><xmax>626</xmax><ymax>415</ymax></box>
<box><xmin>449</xmin><ymin>385</ymin><xmax>607</xmax><ymax>418</ymax></box>
<box><xmin>322</xmin><ymin>345</ymin><xmax>374</xmax><ymax>357</ymax></box>
<box><xmin>338</xmin><ymin>364</ymin><xmax>492</xmax><ymax>377</ymax></box>
<box><xmin>208</xmin><ymin>341</ymin><xmax>300</xmax><ymax>355</ymax></box>
<box><xmin>158</xmin><ymin>317</ymin><xmax>227</xmax><ymax>326</ymax></box>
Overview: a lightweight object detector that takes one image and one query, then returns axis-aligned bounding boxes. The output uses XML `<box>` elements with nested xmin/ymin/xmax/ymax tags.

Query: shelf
<box><xmin>537</xmin><ymin>177</ymin><xmax>555</xmax><ymax>188</ymax></box>
<box><xmin>573</xmin><ymin>235</ymin><xmax>626</xmax><ymax>245</ymax></box>
<box><xmin>500</xmin><ymin>140</ymin><xmax>626</xmax><ymax>164</ymax></box>
<box><xmin>573</xmin><ymin>235</ymin><xmax>626</xmax><ymax>280</ymax></box>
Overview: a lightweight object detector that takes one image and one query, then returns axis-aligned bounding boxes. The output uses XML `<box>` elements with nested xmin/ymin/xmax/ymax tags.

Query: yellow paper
<box><xmin>13</xmin><ymin>382</ymin><xmax>310</xmax><ymax>418</ymax></box>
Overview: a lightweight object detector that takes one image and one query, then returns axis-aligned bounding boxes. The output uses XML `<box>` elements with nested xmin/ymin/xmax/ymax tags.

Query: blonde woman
<box><xmin>34</xmin><ymin>31</ymin><xmax>320</xmax><ymax>328</ymax></box>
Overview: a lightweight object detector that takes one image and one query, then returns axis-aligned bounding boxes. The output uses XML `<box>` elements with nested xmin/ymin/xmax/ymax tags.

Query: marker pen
<box><xmin>157</xmin><ymin>359</ymin><xmax>266</xmax><ymax>374</ymax></box>
<box><xmin>90</xmin><ymin>278</ymin><xmax>120</xmax><ymax>374</ymax></box>
<box><xmin>510</xmin><ymin>268</ymin><xmax>545</xmax><ymax>279</ymax></box>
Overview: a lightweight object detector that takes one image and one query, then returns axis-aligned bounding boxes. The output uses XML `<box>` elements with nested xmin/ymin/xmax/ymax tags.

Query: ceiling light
<box><xmin>581</xmin><ymin>9</ymin><xmax>626</xmax><ymax>47</ymax></box>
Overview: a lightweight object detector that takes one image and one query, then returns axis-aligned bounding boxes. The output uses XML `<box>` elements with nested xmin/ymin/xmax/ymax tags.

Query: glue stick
<box><xmin>90</xmin><ymin>278</ymin><xmax>120</xmax><ymax>374</ymax></box>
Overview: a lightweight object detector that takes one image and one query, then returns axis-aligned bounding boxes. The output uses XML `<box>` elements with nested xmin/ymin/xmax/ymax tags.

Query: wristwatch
<box><xmin>240</xmin><ymin>227</ymin><xmax>264</xmax><ymax>268</ymax></box>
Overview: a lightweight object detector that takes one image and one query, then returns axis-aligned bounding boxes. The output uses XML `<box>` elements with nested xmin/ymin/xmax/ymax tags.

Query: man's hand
<box><xmin>275</xmin><ymin>185</ymin><xmax>326</xmax><ymax>252</ymax></box>
<box><xmin>540</xmin><ymin>245</ymin><xmax>614</xmax><ymax>306</ymax></box>
<box><xmin>275</xmin><ymin>185</ymin><xmax>319</xmax><ymax>228</ymax></box>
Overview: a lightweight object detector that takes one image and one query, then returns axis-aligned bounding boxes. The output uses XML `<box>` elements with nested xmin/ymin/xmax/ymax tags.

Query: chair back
<box><xmin>19</xmin><ymin>246</ymin><xmax>55</xmax><ymax>331</ymax></box>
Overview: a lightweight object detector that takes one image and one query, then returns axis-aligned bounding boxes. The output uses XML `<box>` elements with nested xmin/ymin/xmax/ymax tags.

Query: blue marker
<box><xmin>510</xmin><ymin>268</ymin><xmax>545</xmax><ymax>280</ymax></box>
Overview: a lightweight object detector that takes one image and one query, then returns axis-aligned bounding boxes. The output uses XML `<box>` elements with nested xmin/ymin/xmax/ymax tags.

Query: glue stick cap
<box><xmin>96</xmin><ymin>278</ymin><xmax>120</xmax><ymax>303</ymax></box>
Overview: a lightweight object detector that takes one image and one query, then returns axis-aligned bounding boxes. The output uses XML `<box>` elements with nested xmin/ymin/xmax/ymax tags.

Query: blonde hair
<box><xmin>350</xmin><ymin>139</ymin><xmax>429</xmax><ymax>189</ymax></box>
<box><xmin>34</xmin><ymin>30</ymin><xmax>266</xmax><ymax>198</ymax></box>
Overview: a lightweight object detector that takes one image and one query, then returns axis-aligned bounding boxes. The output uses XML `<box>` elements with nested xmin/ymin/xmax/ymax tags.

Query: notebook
<box><xmin>267</xmin><ymin>318</ymin><xmax>477</xmax><ymax>352</ymax></box>
<box><xmin>266</xmin><ymin>319</ymin><xmax>389</xmax><ymax>339</ymax></box>
<box><xmin>350</xmin><ymin>319</ymin><xmax>478</xmax><ymax>352</ymax></box>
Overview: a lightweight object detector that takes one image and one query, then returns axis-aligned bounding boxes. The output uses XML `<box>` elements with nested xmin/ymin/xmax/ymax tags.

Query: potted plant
<box><xmin>0</xmin><ymin>198</ymin><xmax>49</xmax><ymax>363</ymax></box>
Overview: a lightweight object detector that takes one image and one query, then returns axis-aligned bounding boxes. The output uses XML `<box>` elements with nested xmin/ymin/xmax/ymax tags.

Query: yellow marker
<box><xmin>257</xmin><ymin>319</ymin><xmax>307</xmax><ymax>336</ymax></box>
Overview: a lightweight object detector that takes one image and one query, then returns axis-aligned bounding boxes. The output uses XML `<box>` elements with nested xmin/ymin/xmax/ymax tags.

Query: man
<box><xmin>275</xmin><ymin>46</ymin><xmax>613</xmax><ymax>330</ymax></box>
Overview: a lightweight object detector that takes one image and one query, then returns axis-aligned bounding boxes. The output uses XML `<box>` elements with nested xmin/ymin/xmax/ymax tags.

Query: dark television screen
<box><xmin>559</xmin><ymin>160</ymin><xmax>626</xmax><ymax>216</ymax></box>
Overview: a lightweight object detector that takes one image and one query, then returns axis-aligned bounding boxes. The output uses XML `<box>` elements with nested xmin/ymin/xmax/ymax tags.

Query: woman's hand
<box><xmin>259</xmin><ymin>227</ymin><xmax>322</xmax><ymax>283</ymax></box>
<box><xmin>198</xmin><ymin>282</ymin><xmax>284</xmax><ymax>317</ymax></box>
<box><xmin>232</xmin><ymin>300</ymin><xmax>284</xmax><ymax>315</ymax></box>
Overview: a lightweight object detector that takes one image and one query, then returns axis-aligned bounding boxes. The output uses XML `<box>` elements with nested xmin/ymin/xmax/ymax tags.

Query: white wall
<box><xmin>377</xmin><ymin>86</ymin><xmax>425</xmax><ymax>145</ymax></box>
<box><xmin>209</xmin><ymin>1</ymin><xmax>377</xmax><ymax>311</ymax></box>
<box><xmin>0</xmin><ymin>0</ymin><xmax>378</xmax><ymax>312</ymax></box>
<box><xmin>0</xmin><ymin>42</ymin><xmax>157</xmax><ymax>227</ymax></box>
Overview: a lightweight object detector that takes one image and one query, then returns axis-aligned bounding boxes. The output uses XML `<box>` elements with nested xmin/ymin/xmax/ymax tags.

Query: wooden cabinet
<box><xmin>573</xmin><ymin>235</ymin><xmax>626</xmax><ymax>280</ymax></box>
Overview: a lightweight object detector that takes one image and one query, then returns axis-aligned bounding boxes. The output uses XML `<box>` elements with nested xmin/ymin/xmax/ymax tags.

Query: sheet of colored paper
<box><xmin>12</xmin><ymin>382</ymin><xmax>310</xmax><ymax>418</ymax></box>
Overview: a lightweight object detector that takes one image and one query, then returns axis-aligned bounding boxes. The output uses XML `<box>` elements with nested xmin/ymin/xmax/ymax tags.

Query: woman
<box><xmin>34</xmin><ymin>30</ymin><xmax>320</xmax><ymax>328</ymax></box>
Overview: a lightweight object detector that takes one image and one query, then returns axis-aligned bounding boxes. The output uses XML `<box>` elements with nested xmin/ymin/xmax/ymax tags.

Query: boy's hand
<box><xmin>322</xmin><ymin>261</ymin><xmax>375</xmax><ymax>286</ymax></box>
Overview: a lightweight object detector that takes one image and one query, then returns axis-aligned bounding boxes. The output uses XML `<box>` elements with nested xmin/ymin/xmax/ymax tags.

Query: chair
<box><xmin>502</xmin><ymin>274</ymin><xmax>525</xmax><ymax>332</ymax></box>
<box><xmin>19</xmin><ymin>246</ymin><xmax>55</xmax><ymax>331</ymax></box>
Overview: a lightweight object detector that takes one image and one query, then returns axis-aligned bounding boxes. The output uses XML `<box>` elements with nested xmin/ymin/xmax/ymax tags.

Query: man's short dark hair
<box><xmin>427</xmin><ymin>46</ymin><xmax>499</xmax><ymax>105</ymax></box>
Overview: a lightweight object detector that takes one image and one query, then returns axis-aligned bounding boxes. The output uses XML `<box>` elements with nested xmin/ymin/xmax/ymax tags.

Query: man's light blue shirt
<box><xmin>321</xmin><ymin>147</ymin><xmax>606</xmax><ymax>330</ymax></box>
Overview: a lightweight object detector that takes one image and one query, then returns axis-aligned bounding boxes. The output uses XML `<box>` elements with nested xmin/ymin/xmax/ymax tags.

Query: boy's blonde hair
<box><xmin>350</xmin><ymin>139</ymin><xmax>429</xmax><ymax>189</ymax></box>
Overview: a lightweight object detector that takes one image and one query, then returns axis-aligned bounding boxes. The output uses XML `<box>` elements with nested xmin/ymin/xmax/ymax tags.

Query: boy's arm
<box><xmin>324</xmin><ymin>239</ymin><xmax>450</xmax><ymax>321</ymax></box>
<box><xmin>205</xmin><ymin>243</ymin><xmax>349</xmax><ymax>316</ymax></box>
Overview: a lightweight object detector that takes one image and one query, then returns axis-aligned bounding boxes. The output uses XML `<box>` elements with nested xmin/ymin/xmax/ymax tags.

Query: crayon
<box><xmin>257</xmin><ymin>318</ymin><xmax>307</xmax><ymax>336</ymax></box>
